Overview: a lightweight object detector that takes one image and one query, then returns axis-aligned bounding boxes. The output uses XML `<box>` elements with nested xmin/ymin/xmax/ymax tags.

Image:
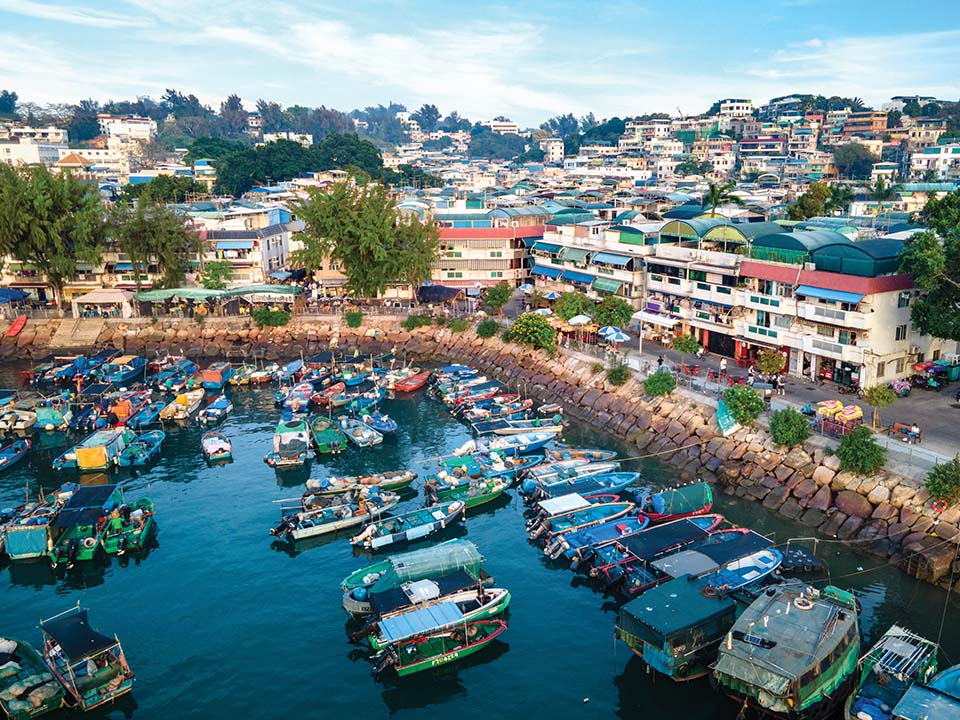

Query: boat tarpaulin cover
<box><xmin>714</xmin><ymin>653</ymin><xmax>792</xmax><ymax>696</ymax></box>
<box><xmin>378</xmin><ymin>601</ymin><xmax>464</xmax><ymax>643</ymax></box>
<box><xmin>652</xmin><ymin>531</ymin><xmax>772</xmax><ymax>578</ymax></box>
<box><xmin>41</xmin><ymin>610</ymin><xmax>117</xmax><ymax>661</ymax></box>
<box><xmin>537</xmin><ymin>494</ymin><xmax>590</xmax><ymax>516</ymax></box>
<box><xmin>656</xmin><ymin>482</ymin><xmax>712</xmax><ymax>514</ymax></box>
<box><xmin>3</xmin><ymin>526</ymin><xmax>49</xmax><ymax>557</ymax></box>
<box><xmin>367</xmin><ymin>540</ymin><xmax>484</xmax><ymax>594</ymax></box>
<box><xmin>370</xmin><ymin>570</ymin><xmax>480</xmax><ymax>615</ymax></box>
<box><xmin>619</xmin><ymin>575</ymin><xmax>736</xmax><ymax>640</ymax></box>
<box><xmin>618</xmin><ymin>518</ymin><xmax>713</xmax><ymax>560</ymax></box>
<box><xmin>893</xmin><ymin>685</ymin><xmax>960</xmax><ymax>719</ymax></box>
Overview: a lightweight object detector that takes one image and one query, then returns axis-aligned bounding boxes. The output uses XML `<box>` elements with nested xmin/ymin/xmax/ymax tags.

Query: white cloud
<box><xmin>0</xmin><ymin>0</ymin><xmax>146</xmax><ymax>27</ymax></box>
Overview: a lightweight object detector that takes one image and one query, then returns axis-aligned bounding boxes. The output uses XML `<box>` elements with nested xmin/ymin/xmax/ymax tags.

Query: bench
<box><xmin>885</xmin><ymin>421</ymin><xmax>921</xmax><ymax>444</ymax></box>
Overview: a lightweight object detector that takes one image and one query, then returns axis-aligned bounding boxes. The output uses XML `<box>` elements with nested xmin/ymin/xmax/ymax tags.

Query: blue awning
<box><xmin>531</xmin><ymin>264</ymin><xmax>561</xmax><ymax>279</ymax></box>
<box><xmin>562</xmin><ymin>270</ymin><xmax>595</xmax><ymax>285</ymax></box>
<box><xmin>532</xmin><ymin>241</ymin><xmax>561</xmax><ymax>254</ymax></box>
<box><xmin>795</xmin><ymin>285</ymin><xmax>864</xmax><ymax>304</ymax></box>
<box><xmin>270</xmin><ymin>270</ymin><xmax>292</xmax><ymax>280</ymax></box>
<box><xmin>520</xmin><ymin>237</ymin><xmax>540</xmax><ymax>247</ymax></box>
<box><xmin>113</xmin><ymin>262</ymin><xmax>133</xmax><ymax>272</ymax></box>
<box><xmin>592</xmin><ymin>252</ymin><xmax>631</xmax><ymax>267</ymax></box>
<box><xmin>216</xmin><ymin>240</ymin><xmax>255</xmax><ymax>251</ymax></box>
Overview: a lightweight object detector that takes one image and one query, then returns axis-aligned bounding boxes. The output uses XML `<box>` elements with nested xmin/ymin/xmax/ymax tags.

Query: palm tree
<box><xmin>701</xmin><ymin>181</ymin><xmax>745</xmax><ymax>217</ymax></box>
<box><xmin>823</xmin><ymin>185</ymin><xmax>855</xmax><ymax>216</ymax></box>
<box><xmin>849</xmin><ymin>97</ymin><xmax>866</xmax><ymax>111</ymax></box>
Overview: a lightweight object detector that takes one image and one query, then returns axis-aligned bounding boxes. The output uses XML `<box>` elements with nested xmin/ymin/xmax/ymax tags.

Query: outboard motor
<box><xmin>66</xmin><ymin>537</ymin><xmax>81</xmax><ymax>569</ymax></box>
<box><xmin>371</xmin><ymin>648</ymin><xmax>399</xmax><ymax>675</ymax></box>
<box><xmin>117</xmin><ymin>534</ymin><xmax>129</xmax><ymax>556</ymax></box>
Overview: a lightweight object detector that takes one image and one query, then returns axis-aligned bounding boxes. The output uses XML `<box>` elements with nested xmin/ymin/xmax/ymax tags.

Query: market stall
<box><xmin>71</xmin><ymin>288</ymin><xmax>135</xmax><ymax>319</ymax></box>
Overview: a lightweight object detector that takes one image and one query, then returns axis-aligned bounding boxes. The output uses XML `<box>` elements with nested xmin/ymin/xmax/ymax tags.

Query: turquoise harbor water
<box><xmin>1</xmin><ymin>363</ymin><xmax>959</xmax><ymax>720</ymax></box>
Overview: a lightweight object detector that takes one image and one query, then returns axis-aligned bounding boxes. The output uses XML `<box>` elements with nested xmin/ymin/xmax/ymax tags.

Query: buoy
<box><xmin>933</xmin><ymin>500</ymin><xmax>948</xmax><ymax>513</ymax></box>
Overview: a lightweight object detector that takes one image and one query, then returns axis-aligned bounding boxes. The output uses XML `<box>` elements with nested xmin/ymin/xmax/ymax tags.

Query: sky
<box><xmin>1</xmin><ymin>0</ymin><xmax>959</xmax><ymax>127</ymax></box>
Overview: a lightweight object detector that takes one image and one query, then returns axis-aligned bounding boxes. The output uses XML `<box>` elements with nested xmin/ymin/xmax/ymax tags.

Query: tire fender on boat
<box><xmin>82</xmin><ymin>537</ymin><xmax>98</xmax><ymax>550</ymax></box>
<box><xmin>794</xmin><ymin>596</ymin><xmax>814</xmax><ymax>611</ymax></box>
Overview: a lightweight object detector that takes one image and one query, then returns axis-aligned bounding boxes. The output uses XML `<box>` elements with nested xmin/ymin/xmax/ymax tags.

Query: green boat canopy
<box><xmin>133</xmin><ymin>288</ymin><xmax>225</xmax><ymax>301</ymax></box>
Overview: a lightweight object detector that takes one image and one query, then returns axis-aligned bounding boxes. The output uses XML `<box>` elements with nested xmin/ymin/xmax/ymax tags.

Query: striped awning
<box><xmin>532</xmin><ymin>241</ymin><xmax>561</xmax><ymax>254</ymax></box>
<box><xmin>592</xmin><ymin>278</ymin><xmax>623</xmax><ymax>293</ymax></box>
<box><xmin>531</xmin><ymin>264</ymin><xmax>562</xmax><ymax>279</ymax></box>
<box><xmin>562</xmin><ymin>270</ymin><xmax>595</xmax><ymax>285</ymax></box>
<box><xmin>592</xmin><ymin>252</ymin><xmax>631</xmax><ymax>267</ymax></box>
<box><xmin>560</xmin><ymin>247</ymin><xmax>590</xmax><ymax>263</ymax></box>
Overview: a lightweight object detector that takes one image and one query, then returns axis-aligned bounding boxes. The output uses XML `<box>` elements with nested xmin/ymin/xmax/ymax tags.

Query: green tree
<box><xmin>723</xmin><ymin>385</ymin><xmax>765</xmax><ymax>425</ymax></box>
<box><xmin>482</xmin><ymin>282</ymin><xmax>513</xmax><ymax>316</ymax></box>
<box><xmin>528</xmin><ymin>290</ymin><xmax>548</xmax><ymax>309</ymax></box>
<box><xmin>468</xmin><ymin>125</ymin><xmax>527</xmax><ymax>160</ymax></box>
<box><xmin>411</xmin><ymin>104</ymin><xmax>441</xmax><ymax>132</ymax></box>
<box><xmin>824</xmin><ymin>184</ymin><xmax>855</xmax><ymax>215</ymax></box>
<box><xmin>925</xmin><ymin>455</ymin><xmax>960</xmax><ymax>505</ymax></box>
<box><xmin>109</xmin><ymin>200</ymin><xmax>201</xmax><ymax>290</ymax></box>
<box><xmin>672</xmin><ymin>334</ymin><xmax>701</xmax><ymax>370</ymax></box>
<box><xmin>592</xmin><ymin>296</ymin><xmax>633</xmax><ymax>328</ymax></box>
<box><xmin>121</xmin><ymin>174</ymin><xmax>207</xmax><ymax>203</ymax></box>
<box><xmin>769</xmin><ymin>408</ymin><xmax>811</xmax><ymax>447</ymax></box>
<box><xmin>292</xmin><ymin>181</ymin><xmax>439</xmax><ymax>299</ymax></box>
<box><xmin>787</xmin><ymin>182</ymin><xmax>831</xmax><ymax>220</ymax></box>
<box><xmin>476</xmin><ymin>319</ymin><xmax>499</xmax><ymax>338</ymax></box>
<box><xmin>199</xmin><ymin>260</ymin><xmax>233</xmax><ymax>289</ymax></box>
<box><xmin>184</xmin><ymin>137</ymin><xmax>248</xmax><ymax>163</ymax></box>
<box><xmin>0</xmin><ymin>164</ymin><xmax>104</xmax><ymax>308</ymax></box>
<box><xmin>507</xmin><ymin>312</ymin><xmax>556</xmax><ymax>353</ymax></box>
<box><xmin>835</xmin><ymin>425</ymin><xmax>886</xmax><ymax>474</ymax></box>
<box><xmin>833</xmin><ymin>143</ymin><xmax>878</xmax><ymax>180</ymax></box>
<box><xmin>862</xmin><ymin>385</ymin><xmax>896</xmax><ymax>429</ymax></box>
<box><xmin>644</xmin><ymin>370</ymin><xmax>676</xmax><ymax>397</ymax></box>
<box><xmin>553</xmin><ymin>291</ymin><xmax>593</xmax><ymax>321</ymax></box>
<box><xmin>867</xmin><ymin>176</ymin><xmax>902</xmax><ymax>214</ymax></box>
<box><xmin>899</xmin><ymin>189</ymin><xmax>960</xmax><ymax>340</ymax></box>
<box><xmin>0</xmin><ymin>89</ymin><xmax>17</xmax><ymax>117</ymax></box>
<box><xmin>755</xmin><ymin>349</ymin><xmax>786</xmax><ymax>375</ymax></box>
<box><xmin>701</xmin><ymin>181</ymin><xmax>744</xmax><ymax>216</ymax></box>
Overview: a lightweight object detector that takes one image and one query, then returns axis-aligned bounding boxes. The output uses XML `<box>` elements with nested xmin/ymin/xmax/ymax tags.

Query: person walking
<box><xmin>657</xmin><ymin>355</ymin><xmax>664</xmax><ymax>371</ymax></box>
<box><xmin>719</xmin><ymin>358</ymin><xmax>727</xmax><ymax>377</ymax></box>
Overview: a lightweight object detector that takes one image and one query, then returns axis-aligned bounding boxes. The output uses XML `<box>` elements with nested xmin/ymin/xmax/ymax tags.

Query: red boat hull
<box><xmin>393</xmin><ymin>371</ymin><xmax>431</xmax><ymax>392</ymax></box>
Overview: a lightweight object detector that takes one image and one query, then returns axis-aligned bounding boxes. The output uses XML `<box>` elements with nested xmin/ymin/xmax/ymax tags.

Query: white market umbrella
<box><xmin>533</xmin><ymin>308</ymin><xmax>553</xmax><ymax>316</ymax></box>
<box><xmin>568</xmin><ymin>315</ymin><xmax>592</xmax><ymax>326</ymax></box>
<box><xmin>605</xmin><ymin>329</ymin><xmax>631</xmax><ymax>343</ymax></box>
<box><xmin>544</xmin><ymin>291</ymin><xmax>561</xmax><ymax>300</ymax></box>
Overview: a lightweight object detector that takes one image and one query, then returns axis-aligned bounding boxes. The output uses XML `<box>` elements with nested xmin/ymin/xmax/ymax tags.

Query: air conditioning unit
<box><xmin>909</xmin><ymin>345</ymin><xmax>920</xmax><ymax>355</ymax></box>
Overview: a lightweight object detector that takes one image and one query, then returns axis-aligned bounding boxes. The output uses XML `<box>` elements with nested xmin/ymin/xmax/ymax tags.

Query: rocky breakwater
<box><xmin>4</xmin><ymin>315</ymin><xmax>955</xmax><ymax>589</ymax></box>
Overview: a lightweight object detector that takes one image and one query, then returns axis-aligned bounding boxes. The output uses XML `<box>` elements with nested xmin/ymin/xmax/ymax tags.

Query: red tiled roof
<box><xmin>439</xmin><ymin>225</ymin><xmax>544</xmax><ymax>239</ymax></box>
<box><xmin>739</xmin><ymin>261</ymin><xmax>914</xmax><ymax>295</ymax></box>
<box><xmin>56</xmin><ymin>152</ymin><xmax>90</xmax><ymax>166</ymax></box>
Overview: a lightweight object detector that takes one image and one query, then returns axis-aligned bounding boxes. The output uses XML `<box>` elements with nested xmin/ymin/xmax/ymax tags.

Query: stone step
<box><xmin>49</xmin><ymin>318</ymin><xmax>105</xmax><ymax>348</ymax></box>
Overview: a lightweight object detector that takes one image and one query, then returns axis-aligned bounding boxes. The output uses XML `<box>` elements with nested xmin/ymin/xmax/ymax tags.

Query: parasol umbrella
<box><xmin>518</xmin><ymin>283</ymin><xmax>534</xmax><ymax>293</ymax></box>
<box><xmin>568</xmin><ymin>314</ymin><xmax>592</xmax><ymax>326</ymax></box>
<box><xmin>605</xmin><ymin>329</ymin><xmax>631</xmax><ymax>343</ymax></box>
<box><xmin>533</xmin><ymin>308</ymin><xmax>553</xmax><ymax>316</ymax></box>
<box><xmin>597</xmin><ymin>325</ymin><xmax>618</xmax><ymax>337</ymax></box>
<box><xmin>544</xmin><ymin>291</ymin><xmax>561</xmax><ymax>300</ymax></box>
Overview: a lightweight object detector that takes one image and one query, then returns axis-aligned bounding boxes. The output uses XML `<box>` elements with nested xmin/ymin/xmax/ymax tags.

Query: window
<box><xmin>838</xmin><ymin>330</ymin><xmax>857</xmax><ymax>345</ymax></box>
<box><xmin>446</xmin><ymin>271</ymin><xmax>462</xmax><ymax>278</ymax></box>
<box><xmin>756</xmin><ymin>310</ymin><xmax>771</xmax><ymax>328</ymax></box>
<box><xmin>690</xmin><ymin>270</ymin><xmax>707</xmax><ymax>282</ymax></box>
<box><xmin>897</xmin><ymin>291</ymin><xmax>911</xmax><ymax>308</ymax></box>
<box><xmin>895</xmin><ymin>324</ymin><xmax>908</xmax><ymax>341</ymax></box>
<box><xmin>490</xmin><ymin>251</ymin><xmax>502</xmax><ymax>258</ymax></box>
<box><xmin>895</xmin><ymin>358</ymin><xmax>905</xmax><ymax>374</ymax></box>
<box><xmin>696</xmin><ymin>282</ymin><xmax>711</xmax><ymax>291</ymax></box>
<box><xmin>773</xmin><ymin>314</ymin><xmax>792</xmax><ymax>329</ymax></box>
<box><xmin>445</xmin><ymin>251</ymin><xmax>462</xmax><ymax>258</ymax></box>
<box><xmin>933</xmin><ymin>349</ymin><xmax>941</xmax><ymax>361</ymax></box>
<box><xmin>490</xmin><ymin>271</ymin><xmax>503</xmax><ymax>278</ymax></box>
<box><xmin>817</xmin><ymin>325</ymin><xmax>835</xmax><ymax>338</ymax></box>
<box><xmin>876</xmin><ymin>362</ymin><xmax>886</xmax><ymax>378</ymax></box>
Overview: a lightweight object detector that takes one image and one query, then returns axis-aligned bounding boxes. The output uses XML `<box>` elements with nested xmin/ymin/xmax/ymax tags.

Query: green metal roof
<box><xmin>752</xmin><ymin>230</ymin><xmax>852</xmax><ymax>253</ymax></box>
<box><xmin>591</xmin><ymin>277</ymin><xmax>622</xmax><ymax>293</ymax></box>
<box><xmin>619</xmin><ymin>576</ymin><xmax>735</xmax><ymax>639</ymax></box>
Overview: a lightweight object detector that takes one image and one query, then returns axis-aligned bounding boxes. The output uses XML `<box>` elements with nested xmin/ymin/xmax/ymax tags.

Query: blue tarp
<box><xmin>270</xmin><ymin>270</ymin><xmax>292</xmax><ymax>280</ymax></box>
<box><xmin>795</xmin><ymin>285</ymin><xmax>864</xmax><ymax>305</ymax></box>
<box><xmin>562</xmin><ymin>270</ymin><xmax>596</xmax><ymax>285</ymax></box>
<box><xmin>0</xmin><ymin>288</ymin><xmax>28</xmax><ymax>303</ymax></box>
<box><xmin>531</xmin><ymin>265</ymin><xmax>561</xmax><ymax>279</ymax></box>
<box><xmin>378</xmin><ymin>601</ymin><xmax>464</xmax><ymax>643</ymax></box>
<box><xmin>113</xmin><ymin>262</ymin><xmax>133</xmax><ymax>272</ymax></box>
<box><xmin>4</xmin><ymin>526</ymin><xmax>49</xmax><ymax>558</ymax></box>
<box><xmin>894</xmin><ymin>685</ymin><xmax>960</xmax><ymax>719</ymax></box>
<box><xmin>216</xmin><ymin>240</ymin><xmax>255</xmax><ymax>251</ymax></box>
<box><xmin>592</xmin><ymin>252</ymin><xmax>631</xmax><ymax>267</ymax></box>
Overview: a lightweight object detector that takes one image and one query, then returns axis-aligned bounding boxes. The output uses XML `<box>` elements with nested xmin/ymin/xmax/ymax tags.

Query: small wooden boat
<box><xmin>460</xmin><ymin>399</ymin><xmax>531</xmax><ymax>422</ymax></box>
<box><xmin>698</xmin><ymin>547</ymin><xmax>783</xmax><ymax>595</ymax></box>
<box><xmin>351</xmin><ymin>500</ymin><xmax>465</xmax><ymax>551</ymax></box>
<box><xmin>52</xmin><ymin>428</ymin><xmax>136</xmax><ymax>472</ymax></box>
<box><xmin>117</xmin><ymin>430</ymin><xmax>165</xmax><ymax>467</ymax></box>
<box><xmin>528</xmin><ymin>500</ymin><xmax>635</xmax><ymax>541</ymax></box>
<box><xmin>544</xmin><ymin>513</ymin><xmax>650</xmax><ymax>562</ymax></box>
<box><xmin>264</xmin><ymin>418</ymin><xmax>310</xmax><ymax>467</ymax></box>
<box><xmin>197</xmin><ymin>396</ymin><xmax>232</xmax><ymax>427</ymax></box>
<box><xmin>201</xmin><ymin>361</ymin><xmax>234</xmax><ymax>390</ymax></box>
<box><xmin>125</xmin><ymin>400</ymin><xmax>166</xmax><ymax>430</ymax></box>
<box><xmin>524</xmin><ymin>459</ymin><xmax>619</xmax><ymax>483</ymax></box>
<box><xmin>522</xmin><ymin>471</ymin><xmax>640</xmax><ymax>501</ymax></box>
<box><xmin>543</xmin><ymin>446</ymin><xmax>618</xmax><ymax>462</ymax></box>
<box><xmin>435</xmin><ymin>476</ymin><xmax>509</xmax><ymax>510</ymax></box>
<box><xmin>339</xmin><ymin>369</ymin><xmax>370</xmax><ymax>387</ymax></box>
<box><xmin>0</xmin><ymin>438</ymin><xmax>30</xmax><ymax>473</ymax></box>
<box><xmin>282</xmin><ymin>382</ymin><xmax>314</xmax><ymax>415</ymax></box>
<box><xmin>309</xmin><ymin>415</ymin><xmax>347</xmax><ymax>454</ymax></box>
<box><xmin>372</xmin><ymin>619</ymin><xmax>507</xmax><ymax>677</ymax></box>
<box><xmin>99</xmin><ymin>497</ymin><xmax>156</xmax><ymax>555</ymax></box>
<box><xmin>472</xmin><ymin>431</ymin><xmax>556</xmax><ymax>457</ymax></box>
<box><xmin>201</xmin><ymin>431</ymin><xmax>232</xmax><ymax>462</ymax></box>
<box><xmin>439</xmin><ymin>452</ymin><xmax>541</xmax><ymax>481</ymax></box>
<box><xmin>472</xmin><ymin>414</ymin><xmax>564</xmax><ymax>436</ymax></box>
<box><xmin>229</xmin><ymin>364</ymin><xmax>257</xmax><ymax>386</ymax></box>
<box><xmin>275</xmin><ymin>359</ymin><xmax>303</xmax><ymax>384</ymax></box>
<box><xmin>361</xmin><ymin>410</ymin><xmax>397</xmax><ymax>435</ymax></box>
<box><xmin>146</xmin><ymin>352</ymin><xmax>185</xmax><ymax>375</ymax></box>
<box><xmin>151</xmin><ymin>359</ymin><xmax>197</xmax><ymax>389</ymax></box>
<box><xmin>159</xmin><ymin>388</ymin><xmax>204</xmax><ymax>422</ymax></box>
<box><xmin>640</xmin><ymin>482</ymin><xmax>713</xmax><ymax>523</ymax></box>
<box><xmin>1</xmin><ymin>494</ymin><xmax>65</xmax><ymax>562</ymax></box>
<box><xmin>0</xmin><ymin>410</ymin><xmax>36</xmax><ymax>433</ymax></box>
<box><xmin>313</xmin><ymin>381</ymin><xmax>345</xmax><ymax>407</ymax></box>
<box><xmin>270</xmin><ymin>490</ymin><xmax>399</xmax><ymax>542</ymax></box>
<box><xmin>343</xmin><ymin>387</ymin><xmax>386</xmax><ymax>415</ymax></box>
<box><xmin>248</xmin><ymin>363</ymin><xmax>279</xmax><ymax>385</ymax></box>
<box><xmin>165</xmin><ymin>371</ymin><xmax>202</xmax><ymax>393</ymax></box>
<box><xmin>0</xmin><ymin>637</ymin><xmax>64</xmax><ymax>719</ymax></box>
<box><xmin>40</xmin><ymin>606</ymin><xmax>135</xmax><ymax>710</ymax></box>
<box><xmin>107</xmin><ymin>389</ymin><xmax>151</xmax><ymax>426</ymax></box>
<box><xmin>339</xmin><ymin>416</ymin><xmax>383</xmax><ymax>447</ymax></box>
<box><xmin>305</xmin><ymin>470</ymin><xmax>417</xmax><ymax>496</ymax></box>
<box><xmin>97</xmin><ymin>355</ymin><xmax>147</xmax><ymax>385</ymax></box>
<box><xmin>393</xmin><ymin>370</ymin><xmax>431</xmax><ymax>393</ymax></box>
<box><xmin>5</xmin><ymin>314</ymin><xmax>27</xmax><ymax>337</ymax></box>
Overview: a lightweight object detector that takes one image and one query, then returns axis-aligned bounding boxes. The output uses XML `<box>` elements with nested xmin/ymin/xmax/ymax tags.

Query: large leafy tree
<box><xmin>553</xmin><ymin>291</ymin><xmax>593</xmax><ymax>321</ymax></box>
<box><xmin>482</xmin><ymin>282</ymin><xmax>513</xmax><ymax>316</ymax></box>
<box><xmin>120</xmin><ymin>174</ymin><xmax>207</xmax><ymax>203</ymax></box>
<box><xmin>218</xmin><ymin>94</ymin><xmax>249</xmax><ymax>136</ymax></box>
<box><xmin>833</xmin><ymin>143</ymin><xmax>878</xmax><ymax>180</ymax></box>
<box><xmin>787</xmin><ymin>182</ymin><xmax>832</xmax><ymax>220</ymax></box>
<box><xmin>292</xmin><ymin>181</ymin><xmax>439</xmax><ymax>298</ymax></box>
<box><xmin>593</xmin><ymin>296</ymin><xmax>633</xmax><ymax>328</ymax></box>
<box><xmin>411</xmin><ymin>104</ymin><xmax>441</xmax><ymax>132</ymax></box>
<box><xmin>0</xmin><ymin>165</ymin><xmax>105</xmax><ymax>308</ymax></box>
<box><xmin>109</xmin><ymin>200</ymin><xmax>201</xmax><ymax>290</ymax></box>
<box><xmin>0</xmin><ymin>89</ymin><xmax>17</xmax><ymax>117</ymax></box>
<box><xmin>899</xmin><ymin>189</ymin><xmax>960</xmax><ymax>340</ymax></box>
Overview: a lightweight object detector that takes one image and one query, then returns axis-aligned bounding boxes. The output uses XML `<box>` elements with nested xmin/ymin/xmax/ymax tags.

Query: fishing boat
<box><xmin>282</xmin><ymin>382</ymin><xmax>314</xmax><ymax>415</ymax></box>
<box><xmin>52</xmin><ymin>428</ymin><xmax>135</xmax><ymax>472</ymax></box>
<box><xmin>438</xmin><ymin>452</ymin><xmax>541</xmax><ymax>483</ymax></box>
<box><xmin>313</xmin><ymin>381</ymin><xmax>345</xmax><ymax>407</ymax></box>
<box><xmin>361</xmin><ymin>410</ymin><xmax>397</xmax><ymax>435</ymax></box>
<box><xmin>338</xmin><ymin>368</ymin><xmax>370</xmax><ymax>387</ymax></box>
<box><xmin>521</xmin><ymin>471</ymin><xmax>640</xmax><ymax>502</ymax></box>
<box><xmin>845</xmin><ymin>625</ymin><xmax>939</xmax><ymax>720</ymax></box>
<box><xmin>96</xmin><ymin>355</ymin><xmax>147</xmax><ymax>385</ymax></box>
<box><xmin>1</xmin><ymin>490</ymin><xmax>68</xmax><ymax>562</ymax></box>
<box><xmin>524</xmin><ymin>459</ymin><xmax>620</xmax><ymax>483</ymax></box>
<box><xmin>434</xmin><ymin>476</ymin><xmax>509</xmax><ymax>510</ymax></box>
<box><xmin>159</xmin><ymin>389</ymin><xmax>204</xmax><ymax>422</ymax></box>
<box><xmin>339</xmin><ymin>416</ymin><xmax>383</xmax><ymax>447</ymax></box>
<box><xmin>364</xmin><ymin>586</ymin><xmax>511</xmax><ymax>651</ymax></box>
<box><xmin>41</xmin><ymin>356</ymin><xmax>86</xmax><ymax>385</ymax></box>
<box><xmin>892</xmin><ymin>661</ymin><xmax>960</xmax><ymax>718</ymax></box>
<box><xmin>270</xmin><ymin>490</ymin><xmax>400</xmax><ymax>541</ymax></box>
<box><xmin>0</xmin><ymin>438</ymin><xmax>30</xmax><ymax>473</ymax></box>
<box><xmin>106</xmin><ymin>390</ymin><xmax>151</xmax><ymax>426</ymax></box>
<box><xmin>351</xmin><ymin>501</ymin><xmax>465</xmax><ymax>551</ymax></box>
<box><xmin>0</xmin><ymin>636</ymin><xmax>64</xmax><ymax>719</ymax></box>
<box><xmin>34</xmin><ymin>405</ymin><xmax>71</xmax><ymax>431</ymax></box>
<box><xmin>460</xmin><ymin>399</ymin><xmax>532</xmax><ymax>423</ymax></box>
<box><xmin>309</xmin><ymin>415</ymin><xmax>348</xmax><ymax>454</ymax></box>
<box><xmin>229</xmin><ymin>364</ymin><xmax>257</xmax><ymax>386</ymax></box>
<box><xmin>527</xmin><ymin>499</ymin><xmax>635</xmax><ymax>541</ymax></box>
<box><xmin>275</xmin><ymin>359</ymin><xmax>303</xmax><ymax>384</ymax></box>
<box><xmin>197</xmin><ymin>396</ymin><xmax>232</xmax><ymax>427</ymax></box>
<box><xmin>472</xmin><ymin>431</ymin><xmax>557</xmax><ymax>457</ymax></box>
<box><xmin>450</xmin><ymin>394</ymin><xmax>520</xmax><ymax>419</ymax></box>
<box><xmin>248</xmin><ymin>363</ymin><xmax>279</xmax><ymax>385</ymax></box>
<box><xmin>201</xmin><ymin>431</ymin><xmax>232</xmax><ymax>463</ymax></box>
<box><xmin>371</xmin><ymin>619</ymin><xmax>507</xmax><ymax>677</ymax></box>
<box><xmin>713</xmin><ymin>584</ymin><xmax>860</xmax><ymax>719</ymax></box>
<box><xmin>200</xmin><ymin>361</ymin><xmax>234</xmax><ymax>390</ymax></box>
<box><xmin>125</xmin><ymin>400</ymin><xmax>166</xmax><ymax>430</ymax></box>
<box><xmin>639</xmin><ymin>481</ymin><xmax>713</xmax><ymax>523</ymax></box>
<box><xmin>341</xmin><ymin>539</ymin><xmax>490</xmax><ymax>616</ymax></box>
<box><xmin>5</xmin><ymin>313</ymin><xmax>27</xmax><ymax>337</ymax></box>
<box><xmin>544</xmin><ymin>512</ymin><xmax>650</xmax><ymax>562</ymax></box>
<box><xmin>0</xmin><ymin>409</ymin><xmax>36</xmax><ymax>433</ymax></box>
<box><xmin>164</xmin><ymin>371</ymin><xmax>202</xmax><ymax>393</ymax></box>
<box><xmin>544</xmin><ymin>446</ymin><xmax>618</xmax><ymax>462</ymax></box>
<box><xmin>47</xmin><ymin>484</ymin><xmax>124</xmax><ymax>567</ymax></box>
<box><xmin>590</xmin><ymin>514</ymin><xmax>726</xmax><ymax>581</ymax></box>
<box><xmin>393</xmin><ymin>370</ymin><xmax>431</xmax><ymax>393</ymax></box>
<box><xmin>264</xmin><ymin>418</ymin><xmax>311</xmax><ymax>467</ymax></box>
<box><xmin>305</xmin><ymin>470</ymin><xmax>417</xmax><ymax>496</ymax></box>
<box><xmin>99</xmin><ymin>497</ymin><xmax>155</xmax><ymax>555</ymax></box>
<box><xmin>40</xmin><ymin>606</ymin><xmax>135</xmax><ymax>710</ymax></box>
<box><xmin>145</xmin><ymin>351</ymin><xmax>185</xmax><ymax>375</ymax></box>
<box><xmin>472</xmin><ymin>415</ymin><xmax>564</xmax><ymax>436</ymax></box>
<box><xmin>116</xmin><ymin>430</ymin><xmax>165</xmax><ymax>467</ymax></box>
<box><xmin>343</xmin><ymin>386</ymin><xmax>386</xmax><ymax>415</ymax></box>
<box><xmin>150</xmin><ymin>359</ymin><xmax>197</xmax><ymax>389</ymax></box>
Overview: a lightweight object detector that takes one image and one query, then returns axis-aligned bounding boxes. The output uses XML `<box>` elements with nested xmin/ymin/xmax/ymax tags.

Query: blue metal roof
<box><xmin>592</xmin><ymin>252</ymin><xmax>631</xmax><ymax>267</ymax></box>
<box><xmin>796</xmin><ymin>285</ymin><xmax>864</xmax><ymax>305</ymax></box>
<box><xmin>216</xmin><ymin>240</ymin><xmax>255</xmax><ymax>251</ymax></box>
<box><xmin>531</xmin><ymin>264</ymin><xmax>562</xmax><ymax>279</ymax></box>
<box><xmin>532</xmin><ymin>241</ymin><xmax>561</xmax><ymax>253</ymax></box>
<box><xmin>378</xmin><ymin>601</ymin><xmax>464</xmax><ymax>642</ymax></box>
<box><xmin>562</xmin><ymin>269</ymin><xmax>596</xmax><ymax>285</ymax></box>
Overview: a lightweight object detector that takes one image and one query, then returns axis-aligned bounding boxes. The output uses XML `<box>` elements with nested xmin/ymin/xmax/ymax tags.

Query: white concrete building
<box><xmin>482</xmin><ymin>119</ymin><xmax>521</xmax><ymax>135</ymax></box>
<box><xmin>910</xmin><ymin>144</ymin><xmax>960</xmax><ymax>180</ymax></box>
<box><xmin>97</xmin><ymin>114</ymin><xmax>157</xmax><ymax>142</ymax></box>
<box><xmin>262</xmin><ymin>132</ymin><xmax>313</xmax><ymax>147</ymax></box>
<box><xmin>718</xmin><ymin>98</ymin><xmax>754</xmax><ymax>118</ymax></box>
<box><xmin>0</xmin><ymin>135</ymin><xmax>67</xmax><ymax>167</ymax></box>
<box><xmin>540</xmin><ymin>138</ymin><xmax>564</xmax><ymax>164</ymax></box>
